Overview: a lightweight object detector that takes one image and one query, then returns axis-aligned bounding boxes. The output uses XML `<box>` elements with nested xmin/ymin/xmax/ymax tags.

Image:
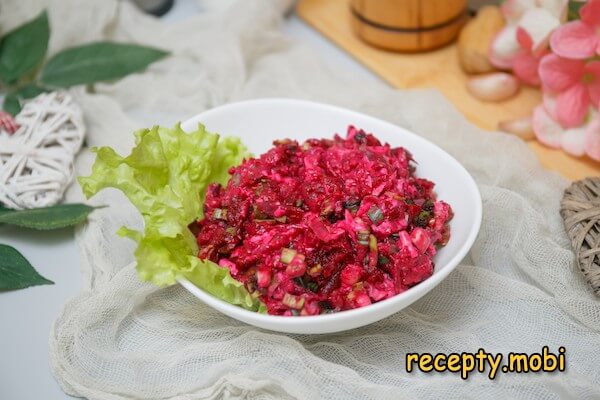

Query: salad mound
<box><xmin>193</xmin><ymin>126</ymin><xmax>453</xmax><ymax>316</ymax></box>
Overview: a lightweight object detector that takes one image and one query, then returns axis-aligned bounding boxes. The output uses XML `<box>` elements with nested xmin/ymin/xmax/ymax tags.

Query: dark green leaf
<box><xmin>0</xmin><ymin>203</ymin><xmax>96</xmax><ymax>230</ymax></box>
<box><xmin>15</xmin><ymin>83</ymin><xmax>48</xmax><ymax>99</ymax></box>
<box><xmin>3</xmin><ymin>93</ymin><xmax>21</xmax><ymax>116</ymax></box>
<box><xmin>3</xmin><ymin>84</ymin><xmax>50</xmax><ymax>115</ymax></box>
<box><xmin>0</xmin><ymin>10</ymin><xmax>49</xmax><ymax>84</ymax></box>
<box><xmin>40</xmin><ymin>42</ymin><xmax>168</xmax><ymax>88</ymax></box>
<box><xmin>568</xmin><ymin>1</ymin><xmax>584</xmax><ymax>21</ymax></box>
<box><xmin>0</xmin><ymin>244</ymin><xmax>53</xmax><ymax>290</ymax></box>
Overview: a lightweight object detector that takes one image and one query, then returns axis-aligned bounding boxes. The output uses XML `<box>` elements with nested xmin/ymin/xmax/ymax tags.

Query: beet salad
<box><xmin>193</xmin><ymin>126</ymin><xmax>453</xmax><ymax>316</ymax></box>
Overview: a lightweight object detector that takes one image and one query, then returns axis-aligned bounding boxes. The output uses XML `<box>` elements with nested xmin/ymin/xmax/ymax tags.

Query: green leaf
<box><xmin>568</xmin><ymin>0</ymin><xmax>584</xmax><ymax>21</ymax></box>
<box><xmin>2</xmin><ymin>84</ymin><xmax>49</xmax><ymax>116</ymax></box>
<box><xmin>0</xmin><ymin>244</ymin><xmax>53</xmax><ymax>290</ymax></box>
<box><xmin>183</xmin><ymin>259</ymin><xmax>264</xmax><ymax>311</ymax></box>
<box><xmin>15</xmin><ymin>83</ymin><xmax>48</xmax><ymax>99</ymax></box>
<box><xmin>0</xmin><ymin>203</ymin><xmax>96</xmax><ymax>230</ymax></box>
<box><xmin>0</xmin><ymin>10</ymin><xmax>49</xmax><ymax>84</ymax></box>
<box><xmin>2</xmin><ymin>84</ymin><xmax>50</xmax><ymax>115</ymax></box>
<box><xmin>40</xmin><ymin>42</ymin><xmax>168</xmax><ymax>88</ymax></box>
<box><xmin>79</xmin><ymin>124</ymin><xmax>262</xmax><ymax>310</ymax></box>
<box><xmin>3</xmin><ymin>93</ymin><xmax>21</xmax><ymax>116</ymax></box>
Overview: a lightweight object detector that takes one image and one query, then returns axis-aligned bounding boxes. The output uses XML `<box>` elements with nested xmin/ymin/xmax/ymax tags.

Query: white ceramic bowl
<box><xmin>178</xmin><ymin>98</ymin><xmax>482</xmax><ymax>334</ymax></box>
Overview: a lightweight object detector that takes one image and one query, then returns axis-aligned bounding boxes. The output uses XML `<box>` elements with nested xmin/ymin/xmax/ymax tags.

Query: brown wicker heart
<box><xmin>560</xmin><ymin>178</ymin><xmax>600</xmax><ymax>296</ymax></box>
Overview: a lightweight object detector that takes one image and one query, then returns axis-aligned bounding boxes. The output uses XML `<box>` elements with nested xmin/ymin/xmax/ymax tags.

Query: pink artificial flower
<box><xmin>551</xmin><ymin>0</ymin><xmax>600</xmax><ymax>59</ymax></box>
<box><xmin>538</xmin><ymin>54</ymin><xmax>600</xmax><ymax>127</ymax></box>
<box><xmin>490</xmin><ymin>1</ymin><xmax>567</xmax><ymax>84</ymax></box>
<box><xmin>518</xmin><ymin>6</ymin><xmax>563</xmax><ymax>52</ymax></box>
<box><xmin>501</xmin><ymin>0</ymin><xmax>567</xmax><ymax>24</ymax></box>
<box><xmin>0</xmin><ymin>111</ymin><xmax>18</xmax><ymax>134</ymax></box>
<box><xmin>542</xmin><ymin>88</ymin><xmax>558</xmax><ymax>119</ymax></box>
<box><xmin>584</xmin><ymin>116</ymin><xmax>600</xmax><ymax>161</ymax></box>
<box><xmin>533</xmin><ymin>104</ymin><xmax>563</xmax><ymax>148</ymax></box>
<box><xmin>502</xmin><ymin>0</ymin><xmax>536</xmax><ymax>24</ymax></box>
<box><xmin>533</xmin><ymin>104</ymin><xmax>600</xmax><ymax>160</ymax></box>
<box><xmin>512</xmin><ymin>28</ymin><xmax>549</xmax><ymax>85</ymax></box>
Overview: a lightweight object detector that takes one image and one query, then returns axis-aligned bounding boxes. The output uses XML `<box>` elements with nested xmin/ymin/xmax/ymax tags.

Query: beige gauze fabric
<box><xmin>1</xmin><ymin>0</ymin><xmax>599</xmax><ymax>398</ymax></box>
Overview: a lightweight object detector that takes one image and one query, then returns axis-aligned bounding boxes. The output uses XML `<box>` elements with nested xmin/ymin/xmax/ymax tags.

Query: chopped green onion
<box><xmin>281</xmin><ymin>248</ymin><xmax>297</xmax><ymax>264</ymax></box>
<box><xmin>294</xmin><ymin>276</ymin><xmax>318</xmax><ymax>293</ymax></box>
<box><xmin>212</xmin><ymin>208</ymin><xmax>227</xmax><ymax>220</ymax></box>
<box><xmin>413</xmin><ymin>210</ymin><xmax>431</xmax><ymax>228</ymax></box>
<box><xmin>344</xmin><ymin>198</ymin><xmax>360</xmax><ymax>211</ymax></box>
<box><xmin>357</xmin><ymin>230</ymin><xmax>369</xmax><ymax>245</ymax></box>
<box><xmin>293</xmin><ymin>276</ymin><xmax>307</xmax><ymax>288</ymax></box>
<box><xmin>283</xmin><ymin>293</ymin><xmax>305</xmax><ymax>309</ymax></box>
<box><xmin>423</xmin><ymin>199</ymin><xmax>434</xmax><ymax>211</ymax></box>
<box><xmin>367</xmin><ymin>205</ymin><xmax>384</xmax><ymax>224</ymax></box>
<box><xmin>378</xmin><ymin>255</ymin><xmax>390</xmax><ymax>266</ymax></box>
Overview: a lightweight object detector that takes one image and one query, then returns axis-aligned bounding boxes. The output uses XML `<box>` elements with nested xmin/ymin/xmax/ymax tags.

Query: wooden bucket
<box><xmin>350</xmin><ymin>0</ymin><xmax>469</xmax><ymax>52</ymax></box>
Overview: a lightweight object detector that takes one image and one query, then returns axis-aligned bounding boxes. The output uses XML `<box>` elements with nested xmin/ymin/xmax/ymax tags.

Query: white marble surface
<box><xmin>0</xmin><ymin>1</ymin><xmax>383</xmax><ymax>399</ymax></box>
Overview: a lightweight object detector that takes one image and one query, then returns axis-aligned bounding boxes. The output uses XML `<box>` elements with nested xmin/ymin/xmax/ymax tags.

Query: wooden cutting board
<box><xmin>296</xmin><ymin>0</ymin><xmax>600</xmax><ymax>180</ymax></box>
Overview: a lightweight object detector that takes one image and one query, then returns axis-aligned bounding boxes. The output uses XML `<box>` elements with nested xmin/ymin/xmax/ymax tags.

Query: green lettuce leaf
<box><xmin>79</xmin><ymin>123</ymin><xmax>264</xmax><ymax>311</ymax></box>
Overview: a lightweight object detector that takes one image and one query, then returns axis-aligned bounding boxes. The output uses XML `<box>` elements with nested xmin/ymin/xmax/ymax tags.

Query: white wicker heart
<box><xmin>0</xmin><ymin>91</ymin><xmax>85</xmax><ymax>209</ymax></box>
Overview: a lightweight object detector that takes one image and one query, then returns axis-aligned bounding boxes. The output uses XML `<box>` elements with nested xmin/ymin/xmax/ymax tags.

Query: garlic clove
<box><xmin>458</xmin><ymin>5</ymin><xmax>505</xmax><ymax>74</ymax></box>
<box><xmin>466</xmin><ymin>73</ymin><xmax>520</xmax><ymax>102</ymax></box>
<box><xmin>498</xmin><ymin>116</ymin><xmax>535</xmax><ymax>140</ymax></box>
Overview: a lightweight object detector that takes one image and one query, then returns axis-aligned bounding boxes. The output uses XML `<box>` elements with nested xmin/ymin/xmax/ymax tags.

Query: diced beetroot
<box><xmin>286</xmin><ymin>261</ymin><xmax>306</xmax><ymax>278</ymax></box>
<box><xmin>302</xmin><ymin>300</ymin><xmax>321</xmax><ymax>316</ymax></box>
<box><xmin>398</xmin><ymin>231</ymin><xmax>419</xmax><ymax>258</ymax></box>
<box><xmin>306</xmin><ymin>213</ymin><xmax>344</xmax><ymax>242</ymax></box>
<box><xmin>256</xmin><ymin>266</ymin><xmax>272</xmax><ymax>288</ymax></box>
<box><xmin>193</xmin><ymin>126</ymin><xmax>453</xmax><ymax>315</ymax></box>
<box><xmin>401</xmin><ymin>256</ymin><xmax>433</xmax><ymax>286</ymax></box>
<box><xmin>410</xmin><ymin>227</ymin><xmax>431</xmax><ymax>254</ymax></box>
<box><xmin>371</xmin><ymin>220</ymin><xmax>406</xmax><ymax>237</ymax></box>
<box><xmin>218</xmin><ymin>259</ymin><xmax>239</xmax><ymax>275</ymax></box>
<box><xmin>340</xmin><ymin>264</ymin><xmax>362</xmax><ymax>286</ymax></box>
<box><xmin>354</xmin><ymin>292</ymin><xmax>372</xmax><ymax>308</ymax></box>
<box><xmin>365</xmin><ymin>281</ymin><xmax>393</xmax><ymax>301</ymax></box>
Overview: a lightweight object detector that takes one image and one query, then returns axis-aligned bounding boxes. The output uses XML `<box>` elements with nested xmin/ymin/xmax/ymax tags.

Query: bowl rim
<box><xmin>177</xmin><ymin>98</ymin><xmax>482</xmax><ymax>329</ymax></box>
